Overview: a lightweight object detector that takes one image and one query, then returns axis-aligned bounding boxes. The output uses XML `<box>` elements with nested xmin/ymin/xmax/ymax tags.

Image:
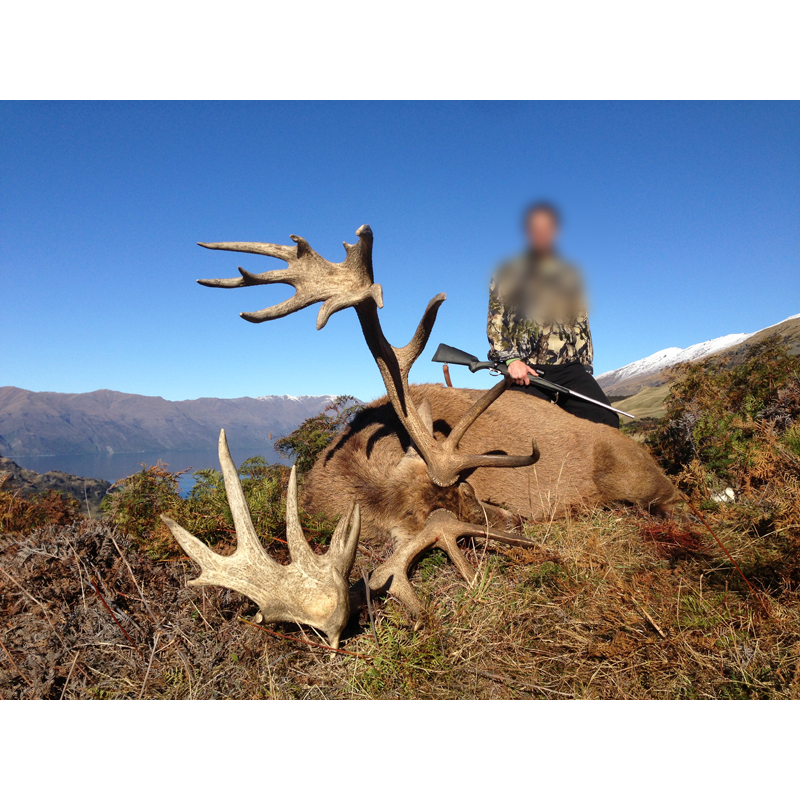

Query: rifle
<box><xmin>431</xmin><ymin>343</ymin><xmax>635</xmax><ymax>420</ymax></box>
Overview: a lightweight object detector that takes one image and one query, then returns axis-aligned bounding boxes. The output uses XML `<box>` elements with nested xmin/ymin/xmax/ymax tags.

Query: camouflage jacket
<box><xmin>486</xmin><ymin>252</ymin><xmax>594</xmax><ymax>370</ymax></box>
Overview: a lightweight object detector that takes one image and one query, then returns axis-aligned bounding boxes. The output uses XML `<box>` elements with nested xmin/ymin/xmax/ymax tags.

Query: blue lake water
<box><xmin>12</xmin><ymin>448</ymin><xmax>290</xmax><ymax>496</ymax></box>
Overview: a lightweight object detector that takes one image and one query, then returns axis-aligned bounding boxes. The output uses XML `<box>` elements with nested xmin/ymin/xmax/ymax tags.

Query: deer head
<box><xmin>190</xmin><ymin>226</ymin><xmax>540</xmax><ymax>621</ymax></box>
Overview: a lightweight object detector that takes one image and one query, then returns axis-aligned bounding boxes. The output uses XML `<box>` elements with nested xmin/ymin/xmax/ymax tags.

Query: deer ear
<box><xmin>418</xmin><ymin>397</ymin><xmax>434</xmax><ymax>437</ymax></box>
<box><xmin>389</xmin><ymin>444</ymin><xmax>426</xmax><ymax>481</ymax></box>
<box><xmin>389</xmin><ymin>398</ymin><xmax>432</xmax><ymax>473</ymax></box>
<box><xmin>398</xmin><ymin>444</ymin><xmax>425</xmax><ymax>464</ymax></box>
<box><xmin>457</xmin><ymin>481</ymin><xmax>484</xmax><ymax>519</ymax></box>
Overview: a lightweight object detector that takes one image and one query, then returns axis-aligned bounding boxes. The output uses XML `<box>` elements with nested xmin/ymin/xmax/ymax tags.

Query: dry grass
<box><xmin>3</xmin><ymin>503</ymin><xmax>799</xmax><ymax>700</ymax></box>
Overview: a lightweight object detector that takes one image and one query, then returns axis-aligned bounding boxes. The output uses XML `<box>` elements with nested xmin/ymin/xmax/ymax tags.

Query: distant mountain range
<box><xmin>598</xmin><ymin>313</ymin><xmax>800</xmax><ymax>399</ymax></box>
<box><xmin>4</xmin><ymin>312</ymin><xmax>798</xmax><ymax>457</ymax></box>
<box><xmin>0</xmin><ymin>387</ymin><xmax>338</xmax><ymax>457</ymax></box>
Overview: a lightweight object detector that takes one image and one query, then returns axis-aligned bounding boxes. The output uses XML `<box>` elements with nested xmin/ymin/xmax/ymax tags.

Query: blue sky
<box><xmin>2</xmin><ymin>101</ymin><xmax>798</xmax><ymax>403</ymax></box>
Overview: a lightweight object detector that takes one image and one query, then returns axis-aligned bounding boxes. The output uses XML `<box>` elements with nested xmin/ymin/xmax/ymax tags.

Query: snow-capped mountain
<box><xmin>255</xmin><ymin>394</ymin><xmax>337</xmax><ymax>404</ymax></box>
<box><xmin>597</xmin><ymin>333</ymin><xmax>752</xmax><ymax>387</ymax></box>
<box><xmin>597</xmin><ymin>313</ymin><xmax>800</xmax><ymax>396</ymax></box>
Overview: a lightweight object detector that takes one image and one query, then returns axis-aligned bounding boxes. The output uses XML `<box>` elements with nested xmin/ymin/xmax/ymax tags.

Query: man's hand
<box><xmin>507</xmin><ymin>360</ymin><xmax>539</xmax><ymax>386</ymax></box>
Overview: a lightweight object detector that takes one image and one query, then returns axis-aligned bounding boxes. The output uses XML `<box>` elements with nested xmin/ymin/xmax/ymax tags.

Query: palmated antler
<box><xmin>368</xmin><ymin>509</ymin><xmax>541</xmax><ymax>620</ymax></box>
<box><xmin>198</xmin><ymin>225</ymin><xmax>539</xmax><ymax>487</ymax></box>
<box><xmin>197</xmin><ymin>225</ymin><xmax>383</xmax><ymax>330</ymax></box>
<box><xmin>161</xmin><ymin>429</ymin><xmax>360</xmax><ymax>649</ymax></box>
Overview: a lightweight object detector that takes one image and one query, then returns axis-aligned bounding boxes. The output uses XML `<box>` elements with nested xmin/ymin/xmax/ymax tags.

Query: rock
<box><xmin>710</xmin><ymin>487</ymin><xmax>736</xmax><ymax>504</ymax></box>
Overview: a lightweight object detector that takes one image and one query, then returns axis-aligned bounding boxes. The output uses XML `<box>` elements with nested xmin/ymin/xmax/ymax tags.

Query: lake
<box><xmin>12</xmin><ymin>448</ymin><xmax>290</xmax><ymax>496</ymax></box>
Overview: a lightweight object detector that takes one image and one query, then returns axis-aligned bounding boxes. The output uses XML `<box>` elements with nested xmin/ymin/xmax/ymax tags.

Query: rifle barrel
<box><xmin>561</xmin><ymin>387</ymin><xmax>635</xmax><ymax>419</ymax></box>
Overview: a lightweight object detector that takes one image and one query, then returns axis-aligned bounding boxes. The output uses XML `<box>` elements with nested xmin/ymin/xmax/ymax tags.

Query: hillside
<box><xmin>0</xmin><ymin>456</ymin><xmax>110</xmax><ymax>515</ymax></box>
<box><xmin>0</xmin><ymin>387</ymin><xmax>337</xmax><ymax>457</ymax></box>
<box><xmin>612</xmin><ymin>385</ymin><xmax>670</xmax><ymax>421</ymax></box>
<box><xmin>599</xmin><ymin>313</ymin><xmax>800</xmax><ymax>400</ymax></box>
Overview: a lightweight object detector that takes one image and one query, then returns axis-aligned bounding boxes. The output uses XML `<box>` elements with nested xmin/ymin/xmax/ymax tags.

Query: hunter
<box><xmin>487</xmin><ymin>201</ymin><xmax>619</xmax><ymax>428</ymax></box>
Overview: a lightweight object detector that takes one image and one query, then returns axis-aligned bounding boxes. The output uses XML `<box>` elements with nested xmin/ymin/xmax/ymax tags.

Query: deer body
<box><xmin>303</xmin><ymin>383</ymin><xmax>678</xmax><ymax>544</ymax></box>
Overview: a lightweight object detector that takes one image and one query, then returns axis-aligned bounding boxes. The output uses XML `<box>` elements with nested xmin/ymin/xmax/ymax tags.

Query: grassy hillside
<box><xmin>615</xmin><ymin>385</ymin><xmax>670</xmax><ymax>421</ymax></box>
<box><xmin>3</xmin><ymin>507</ymin><xmax>798</xmax><ymax>699</ymax></box>
<box><xmin>613</xmin><ymin>318</ymin><xmax>800</xmax><ymax>424</ymax></box>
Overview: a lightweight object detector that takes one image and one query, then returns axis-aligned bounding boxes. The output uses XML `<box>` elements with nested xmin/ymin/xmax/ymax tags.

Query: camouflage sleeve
<box><xmin>575</xmin><ymin>304</ymin><xmax>594</xmax><ymax>370</ymax></box>
<box><xmin>486</xmin><ymin>271</ymin><xmax>523</xmax><ymax>363</ymax></box>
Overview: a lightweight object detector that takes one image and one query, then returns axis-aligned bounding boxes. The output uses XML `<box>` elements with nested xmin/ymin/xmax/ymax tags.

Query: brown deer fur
<box><xmin>302</xmin><ymin>382</ymin><xmax>678</xmax><ymax>545</ymax></box>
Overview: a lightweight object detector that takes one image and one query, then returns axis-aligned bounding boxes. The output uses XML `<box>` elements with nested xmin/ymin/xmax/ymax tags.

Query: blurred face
<box><xmin>526</xmin><ymin>210</ymin><xmax>559</xmax><ymax>253</ymax></box>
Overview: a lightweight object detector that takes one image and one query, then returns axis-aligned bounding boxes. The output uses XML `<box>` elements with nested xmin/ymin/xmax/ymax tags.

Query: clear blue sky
<box><xmin>2</xmin><ymin>102</ymin><xmax>798</xmax><ymax>403</ymax></box>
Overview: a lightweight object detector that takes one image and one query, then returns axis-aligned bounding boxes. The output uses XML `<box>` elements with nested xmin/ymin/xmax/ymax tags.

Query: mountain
<box><xmin>0</xmin><ymin>387</ymin><xmax>338</xmax><ymax>457</ymax></box>
<box><xmin>0</xmin><ymin>456</ymin><xmax>111</xmax><ymax>515</ymax></box>
<box><xmin>597</xmin><ymin>313</ymin><xmax>800</xmax><ymax>399</ymax></box>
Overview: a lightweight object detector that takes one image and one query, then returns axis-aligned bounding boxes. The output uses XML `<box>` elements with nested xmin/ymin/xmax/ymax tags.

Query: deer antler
<box><xmin>368</xmin><ymin>509</ymin><xmax>542</xmax><ymax>621</ymax></box>
<box><xmin>161</xmin><ymin>429</ymin><xmax>361</xmax><ymax>649</ymax></box>
<box><xmin>197</xmin><ymin>225</ymin><xmax>383</xmax><ymax>330</ymax></box>
<box><xmin>198</xmin><ymin>226</ymin><xmax>539</xmax><ymax>487</ymax></box>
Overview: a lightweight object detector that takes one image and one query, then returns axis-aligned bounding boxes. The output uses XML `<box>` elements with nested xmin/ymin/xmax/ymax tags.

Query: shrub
<box><xmin>646</xmin><ymin>334</ymin><xmax>800</xmax><ymax>540</ymax></box>
<box><xmin>101</xmin><ymin>463</ymin><xmax>188</xmax><ymax>559</ymax></box>
<box><xmin>0</xmin><ymin>478</ymin><xmax>80</xmax><ymax>535</ymax></box>
<box><xmin>274</xmin><ymin>395</ymin><xmax>363</xmax><ymax>474</ymax></box>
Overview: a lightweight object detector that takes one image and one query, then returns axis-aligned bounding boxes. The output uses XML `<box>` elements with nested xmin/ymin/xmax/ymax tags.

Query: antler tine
<box><xmin>198</xmin><ymin>241</ymin><xmax>296</xmax><ymax>259</ymax></box>
<box><xmin>369</xmin><ymin>509</ymin><xmax>540</xmax><ymax>622</ymax></box>
<box><xmin>240</xmin><ymin>295</ymin><xmax>327</xmax><ymax>324</ymax></box>
<box><xmin>285</xmin><ymin>465</ymin><xmax>317</xmax><ymax>568</ymax></box>
<box><xmin>198</xmin><ymin>266</ymin><xmax>301</xmax><ymax>290</ymax></box>
<box><xmin>444</xmin><ymin>374</ymin><xmax>512</xmax><ymax>448</ymax></box>
<box><xmin>418</xmin><ymin>397</ymin><xmax>435</xmax><ymax>435</ymax></box>
<box><xmin>218</xmin><ymin>428</ymin><xmax>269</xmax><ymax>561</ymax></box>
<box><xmin>161</xmin><ymin>514</ymin><xmax>279</xmax><ymax>589</ymax></box>
<box><xmin>396</xmin><ymin>293</ymin><xmax>447</xmax><ymax>376</ymax></box>
<box><xmin>327</xmin><ymin>502</ymin><xmax>361</xmax><ymax>576</ymax></box>
<box><xmin>433</xmin><ymin>375</ymin><xmax>541</xmax><ymax>475</ymax></box>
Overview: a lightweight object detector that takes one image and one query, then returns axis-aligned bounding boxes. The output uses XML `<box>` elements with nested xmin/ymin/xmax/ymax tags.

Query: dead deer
<box><xmin>302</xmin><ymin>382</ymin><xmax>679</xmax><ymax>546</ymax></box>
<box><xmin>165</xmin><ymin>224</ymin><xmax>677</xmax><ymax>644</ymax></box>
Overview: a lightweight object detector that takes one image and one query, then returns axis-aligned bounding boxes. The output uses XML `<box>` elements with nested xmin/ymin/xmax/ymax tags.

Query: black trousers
<box><xmin>509</xmin><ymin>362</ymin><xmax>620</xmax><ymax>429</ymax></box>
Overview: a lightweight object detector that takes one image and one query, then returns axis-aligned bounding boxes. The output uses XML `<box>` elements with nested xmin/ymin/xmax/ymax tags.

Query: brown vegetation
<box><xmin>2</xmin><ymin>507</ymin><xmax>799</xmax><ymax>699</ymax></box>
<box><xmin>1</xmin><ymin>476</ymin><xmax>80</xmax><ymax>534</ymax></box>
